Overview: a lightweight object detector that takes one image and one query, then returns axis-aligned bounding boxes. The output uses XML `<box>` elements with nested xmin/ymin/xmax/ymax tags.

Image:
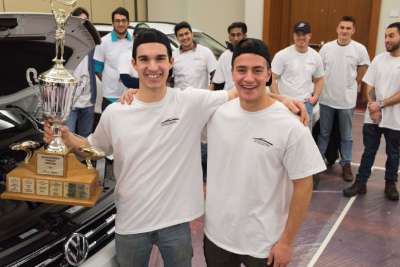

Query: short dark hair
<box><xmin>134</xmin><ymin>22</ymin><xmax>150</xmax><ymax>37</ymax></box>
<box><xmin>227</xmin><ymin>22</ymin><xmax>247</xmax><ymax>34</ymax></box>
<box><xmin>231</xmin><ymin>38</ymin><xmax>270</xmax><ymax>67</ymax></box>
<box><xmin>72</xmin><ymin>7</ymin><xmax>89</xmax><ymax>19</ymax></box>
<box><xmin>174</xmin><ymin>21</ymin><xmax>192</xmax><ymax>36</ymax></box>
<box><xmin>387</xmin><ymin>22</ymin><xmax>400</xmax><ymax>33</ymax></box>
<box><xmin>340</xmin><ymin>16</ymin><xmax>356</xmax><ymax>26</ymax></box>
<box><xmin>132</xmin><ymin>28</ymin><xmax>172</xmax><ymax>60</ymax></box>
<box><xmin>112</xmin><ymin>7</ymin><xmax>129</xmax><ymax>22</ymax></box>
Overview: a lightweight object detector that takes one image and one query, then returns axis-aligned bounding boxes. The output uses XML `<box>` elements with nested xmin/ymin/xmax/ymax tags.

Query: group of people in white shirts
<box><xmin>60</xmin><ymin>7</ymin><xmax>400</xmax><ymax>266</ymax></box>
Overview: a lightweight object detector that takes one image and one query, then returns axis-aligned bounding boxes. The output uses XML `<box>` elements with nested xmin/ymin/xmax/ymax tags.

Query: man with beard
<box><xmin>318</xmin><ymin>16</ymin><xmax>370</xmax><ymax>181</ymax></box>
<box><xmin>94</xmin><ymin>7</ymin><xmax>132</xmax><ymax>111</ymax></box>
<box><xmin>271</xmin><ymin>21</ymin><xmax>324</xmax><ymax>130</ymax></box>
<box><xmin>343</xmin><ymin>22</ymin><xmax>400</xmax><ymax>201</ymax></box>
<box><xmin>211</xmin><ymin>22</ymin><xmax>247</xmax><ymax>90</ymax></box>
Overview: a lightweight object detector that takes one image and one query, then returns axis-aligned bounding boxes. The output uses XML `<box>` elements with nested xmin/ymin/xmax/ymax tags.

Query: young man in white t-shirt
<box><xmin>271</xmin><ymin>21</ymin><xmax>325</xmax><ymax>129</ymax></box>
<box><xmin>45</xmin><ymin>30</ymin><xmax>307</xmax><ymax>266</ymax></box>
<box><xmin>66</xmin><ymin>7</ymin><xmax>96</xmax><ymax>137</ymax></box>
<box><xmin>172</xmin><ymin>21</ymin><xmax>217</xmax><ymax>90</ymax></box>
<box><xmin>94</xmin><ymin>7</ymin><xmax>132</xmax><ymax>111</ymax></box>
<box><xmin>211</xmin><ymin>21</ymin><xmax>247</xmax><ymax>90</ymax></box>
<box><xmin>343</xmin><ymin>22</ymin><xmax>400</xmax><ymax>201</ymax></box>
<box><xmin>318</xmin><ymin>16</ymin><xmax>370</xmax><ymax>182</ymax></box>
<box><xmin>204</xmin><ymin>38</ymin><xmax>326</xmax><ymax>267</ymax></box>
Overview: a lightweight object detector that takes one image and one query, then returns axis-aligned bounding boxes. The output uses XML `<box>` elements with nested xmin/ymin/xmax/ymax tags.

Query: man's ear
<box><xmin>169</xmin><ymin>56</ymin><xmax>174</xmax><ymax>68</ymax></box>
<box><xmin>132</xmin><ymin>58</ymin><xmax>138</xmax><ymax>71</ymax></box>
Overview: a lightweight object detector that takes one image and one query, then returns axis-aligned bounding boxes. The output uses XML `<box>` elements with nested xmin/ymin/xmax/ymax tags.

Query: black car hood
<box><xmin>0</xmin><ymin>13</ymin><xmax>100</xmax><ymax>112</ymax></box>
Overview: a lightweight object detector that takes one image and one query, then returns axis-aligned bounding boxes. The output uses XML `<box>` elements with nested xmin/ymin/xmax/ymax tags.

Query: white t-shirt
<box><xmin>319</xmin><ymin>40</ymin><xmax>370</xmax><ymax>109</ymax></box>
<box><xmin>363</xmin><ymin>52</ymin><xmax>400</xmax><ymax>130</ymax></box>
<box><xmin>212</xmin><ymin>49</ymin><xmax>234</xmax><ymax>90</ymax></box>
<box><xmin>72</xmin><ymin>55</ymin><xmax>92</xmax><ymax>108</ymax></box>
<box><xmin>88</xmin><ymin>88</ymin><xmax>228</xmax><ymax>234</ymax></box>
<box><xmin>272</xmin><ymin>45</ymin><xmax>324</xmax><ymax>100</ymax></box>
<box><xmin>118</xmin><ymin>50</ymin><xmax>138</xmax><ymax>78</ymax></box>
<box><xmin>173</xmin><ymin>44</ymin><xmax>217</xmax><ymax>89</ymax></box>
<box><xmin>94</xmin><ymin>32</ymin><xmax>132</xmax><ymax>98</ymax></box>
<box><xmin>204</xmin><ymin>100</ymin><xmax>326</xmax><ymax>258</ymax></box>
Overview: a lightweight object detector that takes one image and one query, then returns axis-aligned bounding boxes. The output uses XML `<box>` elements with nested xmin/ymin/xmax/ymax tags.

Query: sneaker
<box><xmin>384</xmin><ymin>181</ymin><xmax>399</xmax><ymax>201</ymax></box>
<box><xmin>343</xmin><ymin>181</ymin><xmax>366</xmax><ymax>197</ymax></box>
<box><xmin>342</xmin><ymin>163</ymin><xmax>354</xmax><ymax>182</ymax></box>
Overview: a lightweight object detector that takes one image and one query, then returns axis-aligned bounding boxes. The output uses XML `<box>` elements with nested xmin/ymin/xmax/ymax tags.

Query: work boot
<box><xmin>384</xmin><ymin>181</ymin><xmax>399</xmax><ymax>201</ymax></box>
<box><xmin>342</xmin><ymin>163</ymin><xmax>354</xmax><ymax>182</ymax></box>
<box><xmin>343</xmin><ymin>181</ymin><xmax>366</xmax><ymax>197</ymax></box>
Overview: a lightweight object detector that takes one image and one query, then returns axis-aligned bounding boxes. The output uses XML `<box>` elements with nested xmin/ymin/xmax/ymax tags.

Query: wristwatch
<box><xmin>378</xmin><ymin>100</ymin><xmax>385</xmax><ymax>109</ymax></box>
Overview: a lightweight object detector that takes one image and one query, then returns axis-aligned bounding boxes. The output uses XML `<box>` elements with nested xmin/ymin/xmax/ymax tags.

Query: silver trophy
<box><xmin>27</xmin><ymin>0</ymin><xmax>83</xmax><ymax>154</ymax></box>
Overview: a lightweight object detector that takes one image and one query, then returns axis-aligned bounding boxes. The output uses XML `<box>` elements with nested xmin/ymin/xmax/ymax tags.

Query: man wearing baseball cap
<box><xmin>271</xmin><ymin>21</ymin><xmax>325</xmax><ymax>130</ymax></box>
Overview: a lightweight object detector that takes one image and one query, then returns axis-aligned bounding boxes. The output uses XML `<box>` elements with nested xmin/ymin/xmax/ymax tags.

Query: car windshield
<box><xmin>167</xmin><ymin>32</ymin><xmax>226</xmax><ymax>59</ymax></box>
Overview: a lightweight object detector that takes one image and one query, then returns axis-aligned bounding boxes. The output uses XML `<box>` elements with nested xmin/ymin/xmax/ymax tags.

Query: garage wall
<box><xmin>376</xmin><ymin>0</ymin><xmax>400</xmax><ymax>55</ymax></box>
<box><xmin>1</xmin><ymin>0</ymin><xmax>147</xmax><ymax>23</ymax></box>
<box><xmin>148</xmin><ymin>0</ymin><xmax>245</xmax><ymax>44</ymax></box>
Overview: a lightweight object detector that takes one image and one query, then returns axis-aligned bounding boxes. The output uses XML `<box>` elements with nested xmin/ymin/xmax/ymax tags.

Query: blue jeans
<box><xmin>66</xmin><ymin>106</ymin><xmax>94</xmax><ymax>137</ymax></box>
<box><xmin>318</xmin><ymin>104</ymin><xmax>353</xmax><ymax>165</ymax></box>
<box><xmin>304</xmin><ymin>100</ymin><xmax>314</xmax><ymax>130</ymax></box>
<box><xmin>115</xmin><ymin>223</ymin><xmax>193</xmax><ymax>267</ymax></box>
<box><xmin>356</xmin><ymin>124</ymin><xmax>400</xmax><ymax>184</ymax></box>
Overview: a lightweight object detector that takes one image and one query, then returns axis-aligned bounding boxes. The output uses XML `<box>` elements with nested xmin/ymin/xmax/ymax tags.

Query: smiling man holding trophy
<box><xmin>1</xmin><ymin>0</ymin><xmax>104</xmax><ymax>206</ymax></box>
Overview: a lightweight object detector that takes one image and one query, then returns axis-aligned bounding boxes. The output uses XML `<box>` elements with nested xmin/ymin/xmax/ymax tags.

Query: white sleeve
<box><xmin>313</xmin><ymin>53</ymin><xmax>325</xmax><ymax>78</ymax></box>
<box><xmin>283</xmin><ymin>126</ymin><xmax>326</xmax><ymax>180</ymax></box>
<box><xmin>271</xmin><ymin>52</ymin><xmax>284</xmax><ymax>76</ymax></box>
<box><xmin>206</xmin><ymin>48</ymin><xmax>217</xmax><ymax>74</ymax></box>
<box><xmin>362</xmin><ymin>57</ymin><xmax>377</xmax><ymax>86</ymax></box>
<box><xmin>93</xmin><ymin>43</ymin><xmax>104</xmax><ymax>63</ymax></box>
<box><xmin>118</xmin><ymin>51</ymin><xmax>137</xmax><ymax>77</ymax></box>
<box><xmin>212</xmin><ymin>60</ymin><xmax>225</xmax><ymax>83</ymax></box>
<box><xmin>87</xmin><ymin>108</ymin><xmax>113</xmax><ymax>155</ymax></box>
<box><xmin>358</xmin><ymin>45</ymin><xmax>371</xmax><ymax>66</ymax></box>
<box><xmin>319</xmin><ymin>45</ymin><xmax>327</xmax><ymax>70</ymax></box>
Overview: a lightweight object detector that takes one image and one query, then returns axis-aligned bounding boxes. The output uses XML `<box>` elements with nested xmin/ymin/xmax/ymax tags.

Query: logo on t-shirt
<box><xmin>161</xmin><ymin>117</ymin><xmax>180</xmax><ymax>126</ymax></box>
<box><xmin>253</xmin><ymin>138</ymin><xmax>273</xmax><ymax>147</ymax></box>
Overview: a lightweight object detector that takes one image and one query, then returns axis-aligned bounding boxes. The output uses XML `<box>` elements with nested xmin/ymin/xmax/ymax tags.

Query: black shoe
<box><xmin>384</xmin><ymin>181</ymin><xmax>399</xmax><ymax>201</ymax></box>
<box><xmin>342</xmin><ymin>163</ymin><xmax>354</xmax><ymax>182</ymax></box>
<box><xmin>343</xmin><ymin>181</ymin><xmax>366</xmax><ymax>197</ymax></box>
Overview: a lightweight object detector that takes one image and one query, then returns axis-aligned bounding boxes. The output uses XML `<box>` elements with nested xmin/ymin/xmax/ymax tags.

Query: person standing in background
<box><xmin>94</xmin><ymin>7</ymin><xmax>132</xmax><ymax>111</ymax></box>
<box><xmin>318</xmin><ymin>16</ymin><xmax>370</xmax><ymax>182</ymax></box>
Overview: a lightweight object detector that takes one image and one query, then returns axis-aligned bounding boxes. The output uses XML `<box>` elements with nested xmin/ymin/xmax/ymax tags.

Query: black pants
<box><xmin>101</xmin><ymin>97</ymin><xmax>113</xmax><ymax>112</ymax></box>
<box><xmin>203</xmin><ymin>236</ymin><xmax>273</xmax><ymax>267</ymax></box>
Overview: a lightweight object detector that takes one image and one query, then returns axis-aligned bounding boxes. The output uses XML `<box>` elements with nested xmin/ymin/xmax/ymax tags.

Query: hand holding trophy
<box><xmin>1</xmin><ymin>0</ymin><xmax>104</xmax><ymax>206</ymax></box>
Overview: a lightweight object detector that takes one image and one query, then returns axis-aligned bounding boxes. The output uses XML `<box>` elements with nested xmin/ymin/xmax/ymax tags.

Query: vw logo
<box><xmin>64</xmin><ymin>233</ymin><xmax>89</xmax><ymax>266</ymax></box>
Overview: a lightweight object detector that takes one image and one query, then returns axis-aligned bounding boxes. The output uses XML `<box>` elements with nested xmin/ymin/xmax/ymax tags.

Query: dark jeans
<box><xmin>65</xmin><ymin>106</ymin><xmax>94</xmax><ymax>137</ymax></box>
<box><xmin>356</xmin><ymin>124</ymin><xmax>400</xmax><ymax>184</ymax></box>
<box><xmin>115</xmin><ymin>223</ymin><xmax>193</xmax><ymax>267</ymax></box>
<box><xmin>203</xmin><ymin>236</ymin><xmax>272</xmax><ymax>267</ymax></box>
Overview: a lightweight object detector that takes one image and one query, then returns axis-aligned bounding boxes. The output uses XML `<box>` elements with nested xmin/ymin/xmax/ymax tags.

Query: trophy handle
<box><xmin>10</xmin><ymin>141</ymin><xmax>40</xmax><ymax>164</ymax></box>
<box><xmin>77</xmin><ymin>145</ymin><xmax>106</xmax><ymax>169</ymax></box>
<box><xmin>26</xmin><ymin>68</ymin><xmax>39</xmax><ymax>87</ymax></box>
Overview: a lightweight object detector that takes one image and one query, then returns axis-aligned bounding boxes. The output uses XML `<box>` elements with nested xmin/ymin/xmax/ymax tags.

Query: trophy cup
<box><xmin>1</xmin><ymin>0</ymin><xmax>104</xmax><ymax>206</ymax></box>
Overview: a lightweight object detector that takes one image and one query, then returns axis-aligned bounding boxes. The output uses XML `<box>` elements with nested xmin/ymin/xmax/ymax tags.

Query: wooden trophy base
<box><xmin>1</xmin><ymin>149</ymin><xmax>102</xmax><ymax>207</ymax></box>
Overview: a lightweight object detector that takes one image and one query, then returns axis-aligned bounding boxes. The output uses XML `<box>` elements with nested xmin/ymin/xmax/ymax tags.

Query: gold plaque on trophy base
<box><xmin>36</xmin><ymin>147</ymin><xmax>67</xmax><ymax>177</ymax></box>
<box><xmin>1</xmin><ymin>150</ymin><xmax>102</xmax><ymax>207</ymax></box>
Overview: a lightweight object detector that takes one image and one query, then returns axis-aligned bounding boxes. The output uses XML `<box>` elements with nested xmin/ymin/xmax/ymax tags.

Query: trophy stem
<box><xmin>47</xmin><ymin>121</ymin><xmax>68</xmax><ymax>154</ymax></box>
